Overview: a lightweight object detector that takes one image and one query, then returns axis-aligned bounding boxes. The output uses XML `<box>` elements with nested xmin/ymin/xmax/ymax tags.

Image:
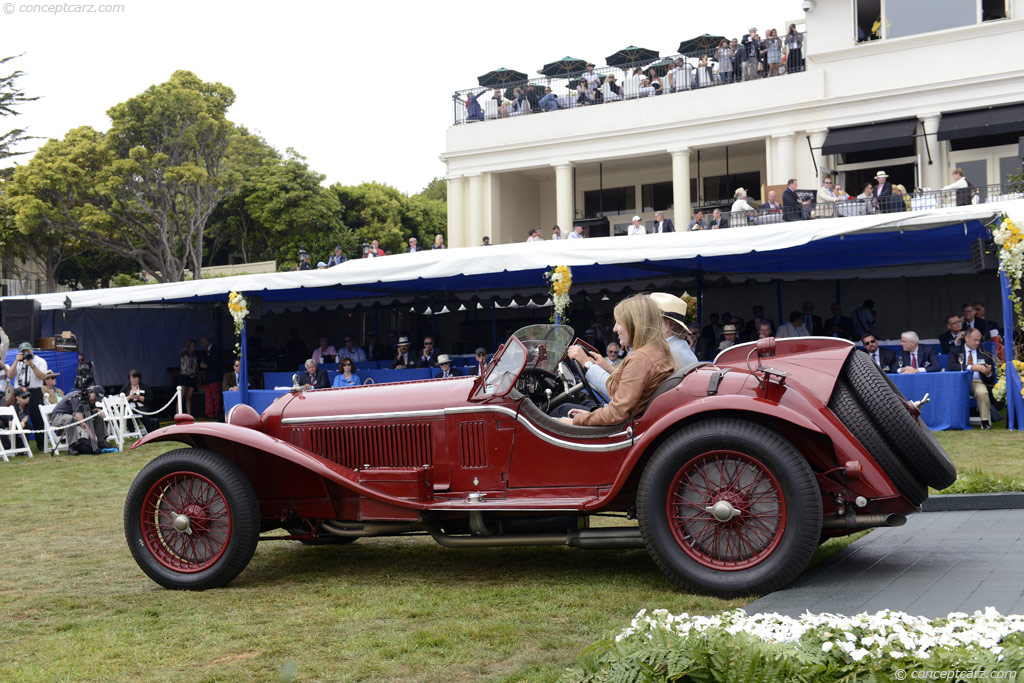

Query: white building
<box><xmin>442</xmin><ymin>0</ymin><xmax>1022</xmax><ymax>247</ymax></box>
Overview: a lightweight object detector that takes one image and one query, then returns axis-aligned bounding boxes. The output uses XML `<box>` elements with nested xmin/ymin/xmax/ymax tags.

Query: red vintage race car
<box><xmin>124</xmin><ymin>324</ymin><xmax>955</xmax><ymax>597</ymax></box>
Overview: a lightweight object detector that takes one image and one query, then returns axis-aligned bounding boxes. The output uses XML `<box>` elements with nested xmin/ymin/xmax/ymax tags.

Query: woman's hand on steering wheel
<box><xmin>567</xmin><ymin>343</ymin><xmax>603</xmax><ymax>404</ymax></box>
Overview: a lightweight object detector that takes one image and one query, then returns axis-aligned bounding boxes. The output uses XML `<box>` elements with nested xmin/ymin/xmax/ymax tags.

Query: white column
<box><xmin>807</xmin><ymin>129</ymin><xmax>828</xmax><ymax>184</ymax></box>
<box><xmin>919</xmin><ymin>114</ymin><xmax>943</xmax><ymax>191</ymax></box>
<box><xmin>670</xmin><ymin>149</ymin><xmax>691</xmax><ymax>222</ymax></box>
<box><xmin>466</xmin><ymin>173</ymin><xmax>484</xmax><ymax>248</ymax></box>
<box><xmin>773</xmin><ymin>133</ymin><xmax>796</xmax><ymax>186</ymax></box>
<box><xmin>446</xmin><ymin>175</ymin><xmax>465</xmax><ymax>248</ymax></box>
<box><xmin>553</xmin><ymin>162</ymin><xmax>574</xmax><ymax>233</ymax></box>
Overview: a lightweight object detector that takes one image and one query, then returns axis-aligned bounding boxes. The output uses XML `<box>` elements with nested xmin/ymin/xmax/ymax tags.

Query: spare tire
<box><xmin>839</xmin><ymin>351</ymin><xmax>956</xmax><ymax>490</ymax></box>
<box><xmin>828</xmin><ymin>379</ymin><xmax>928</xmax><ymax>505</ymax></box>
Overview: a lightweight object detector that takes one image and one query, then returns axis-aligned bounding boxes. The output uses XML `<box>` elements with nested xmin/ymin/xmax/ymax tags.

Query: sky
<box><xmin>3</xmin><ymin>0</ymin><xmax>803</xmax><ymax>195</ymax></box>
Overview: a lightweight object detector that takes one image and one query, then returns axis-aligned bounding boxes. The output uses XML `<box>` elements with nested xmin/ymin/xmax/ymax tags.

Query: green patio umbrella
<box><xmin>538</xmin><ymin>56</ymin><xmax>589</xmax><ymax>77</ymax></box>
<box><xmin>605</xmin><ymin>45</ymin><xmax>660</xmax><ymax>68</ymax></box>
<box><xmin>678</xmin><ymin>34</ymin><xmax>727</xmax><ymax>54</ymax></box>
<box><xmin>477</xmin><ymin>68</ymin><xmax>529</xmax><ymax>88</ymax></box>
<box><xmin>645</xmin><ymin>58</ymin><xmax>675</xmax><ymax>77</ymax></box>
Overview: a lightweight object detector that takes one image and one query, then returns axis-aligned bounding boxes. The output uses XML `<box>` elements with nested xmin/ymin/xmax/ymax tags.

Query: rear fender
<box><xmin>131</xmin><ymin>424</ymin><xmax>428</xmax><ymax>513</ymax></box>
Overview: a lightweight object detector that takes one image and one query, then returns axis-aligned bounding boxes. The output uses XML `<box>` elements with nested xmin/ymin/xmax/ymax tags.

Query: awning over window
<box><xmin>937</xmin><ymin>103</ymin><xmax>1024</xmax><ymax>141</ymax></box>
<box><xmin>821</xmin><ymin>118</ymin><xmax>918</xmax><ymax>156</ymax></box>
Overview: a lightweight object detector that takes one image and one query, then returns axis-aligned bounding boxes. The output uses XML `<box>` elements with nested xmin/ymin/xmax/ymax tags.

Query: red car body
<box><xmin>125</xmin><ymin>331</ymin><xmax>947</xmax><ymax>596</ymax></box>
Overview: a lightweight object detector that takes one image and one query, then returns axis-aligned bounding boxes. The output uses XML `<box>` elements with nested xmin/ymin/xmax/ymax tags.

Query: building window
<box><xmin>702</xmin><ymin>172</ymin><xmax>761</xmax><ymax>204</ymax></box>
<box><xmin>857</xmin><ymin>0</ymin><xmax>1005</xmax><ymax>42</ymax></box>
<box><xmin>640</xmin><ymin>182</ymin><xmax>673</xmax><ymax>212</ymax></box>
<box><xmin>583</xmin><ymin>186</ymin><xmax>634</xmax><ymax>218</ymax></box>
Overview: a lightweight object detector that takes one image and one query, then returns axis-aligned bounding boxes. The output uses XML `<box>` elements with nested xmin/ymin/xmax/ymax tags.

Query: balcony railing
<box><xmin>453</xmin><ymin>34</ymin><xmax>808</xmax><ymax>125</ymax></box>
<box><xmin>695</xmin><ymin>183</ymin><xmax>1021</xmax><ymax>231</ymax></box>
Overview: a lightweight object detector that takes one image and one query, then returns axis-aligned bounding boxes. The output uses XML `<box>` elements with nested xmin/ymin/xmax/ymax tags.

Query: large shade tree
<box><xmin>0</xmin><ymin>54</ymin><xmax>38</xmax><ymax>161</ymax></box>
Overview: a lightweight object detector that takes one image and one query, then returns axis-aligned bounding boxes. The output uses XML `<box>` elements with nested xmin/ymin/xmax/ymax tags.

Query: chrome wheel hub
<box><xmin>705</xmin><ymin>500</ymin><xmax>742</xmax><ymax>523</ymax></box>
<box><xmin>172</xmin><ymin>514</ymin><xmax>193</xmax><ymax>535</ymax></box>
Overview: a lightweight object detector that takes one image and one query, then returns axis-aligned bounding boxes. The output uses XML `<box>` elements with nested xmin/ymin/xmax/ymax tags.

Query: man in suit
<box><xmin>298</xmin><ymin>359</ymin><xmax>329</xmax><ymax>390</ymax></box>
<box><xmin>801</xmin><ymin>300</ymin><xmax>823</xmax><ymax>336</ymax></box>
<box><xmin>860</xmin><ymin>333</ymin><xmax>895</xmax><ymax>373</ymax></box>
<box><xmin>815</xmin><ymin>176</ymin><xmax>839</xmax><ymax>218</ymax></box>
<box><xmin>221</xmin><ymin>359</ymin><xmax>249</xmax><ymax>392</ymax></box>
<box><xmin>436</xmin><ymin>355</ymin><xmax>463</xmax><ymax>378</ymax></box>
<box><xmin>961</xmin><ymin>302</ymin><xmax>990</xmax><ymax>338</ymax></box>
<box><xmin>938</xmin><ymin>314</ymin><xmax>966</xmax><ymax>354</ymax></box>
<box><xmin>974</xmin><ymin>303</ymin><xmax>1000</xmax><ymax>339</ymax></box>
<box><xmin>873</xmin><ymin>170</ymin><xmax>897</xmax><ymax>213</ymax></box>
<box><xmin>710</xmin><ymin>208</ymin><xmax>728</xmax><ymax>229</ymax></box>
<box><xmin>782</xmin><ymin>179</ymin><xmax>809</xmax><ymax>221</ymax></box>
<box><xmin>416</xmin><ymin>336</ymin><xmax>439</xmax><ymax>368</ymax></box>
<box><xmin>823</xmin><ymin>302</ymin><xmax>855</xmax><ymax>340</ymax></box>
<box><xmin>651</xmin><ymin>211</ymin><xmax>675</xmax><ymax>233</ymax></box>
<box><xmin>392</xmin><ymin>337</ymin><xmax>414</xmax><ymax>369</ymax></box>
<box><xmin>896</xmin><ymin>331</ymin><xmax>940</xmax><ymax>373</ymax></box>
<box><xmin>407</xmin><ymin>237</ymin><xmax>421</xmax><ymax>252</ymax></box>
<box><xmin>473</xmin><ymin>347</ymin><xmax>489</xmax><ymax>376</ymax></box>
<box><xmin>947</xmin><ymin>327</ymin><xmax>997</xmax><ymax>428</ymax></box>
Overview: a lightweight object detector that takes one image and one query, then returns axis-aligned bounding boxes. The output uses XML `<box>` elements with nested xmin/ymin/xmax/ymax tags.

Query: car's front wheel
<box><xmin>637</xmin><ymin>419</ymin><xmax>821</xmax><ymax>598</ymax></box>
<box><xmin>124</xmin><ymin>448</ymin><xmax>260</xmax><ymax>590</ymax></box>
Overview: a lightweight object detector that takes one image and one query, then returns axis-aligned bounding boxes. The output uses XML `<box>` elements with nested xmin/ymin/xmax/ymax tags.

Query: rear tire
<box><xmin>124</xmin><ymin>448</ymin><xmax>260</xmax><ymax>590</ymax></box>
<box><xmin>637</xmin><ymin>419</ymin><xmax>821</xmax><ymax>597</ymax></box>
<box><xmin>839</xmin><ymin>351</ymin><xmax>956</xmax><ymax>490</ymax></box>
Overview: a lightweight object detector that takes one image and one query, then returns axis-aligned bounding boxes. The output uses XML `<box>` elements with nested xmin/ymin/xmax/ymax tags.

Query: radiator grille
<box><xmin>306</xmin><ymin>423</ymin><xmax>433</xmax><ymax>469</ymax></box>
<box><xmin>458</xmin><ymin>421</ymin><xmax>487</xmax><ymax>468</ymax></box>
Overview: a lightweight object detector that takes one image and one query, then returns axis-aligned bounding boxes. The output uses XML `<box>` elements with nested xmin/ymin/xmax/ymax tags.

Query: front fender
<box><xmin>131</xmin><ymin>423</ymin><xmax>428</xmax><ymax>511</ymax></box>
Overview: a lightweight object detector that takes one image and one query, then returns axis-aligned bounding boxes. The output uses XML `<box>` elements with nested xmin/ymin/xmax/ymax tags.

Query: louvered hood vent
<box><xmin>306</xmin><ymin>423</ymin><xmax>433</xmax><ymax>469</ymax></box>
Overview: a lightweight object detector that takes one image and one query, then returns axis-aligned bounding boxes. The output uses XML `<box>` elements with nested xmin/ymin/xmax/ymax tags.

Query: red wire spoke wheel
<box><xmin>125</xmin><ymin>448</ymin><xmax>259</xmax><ymax>590</ymax></box>
<box><xmin>666</xmin><ymin>451</ymin><xmax>785</xmax><ymax>571</ymax></box>
<box><xmin>141</xmin><ymin>471</ymin><xmax>232</xmax><ymax>572</ymax></box>
<box><xmin>638</xmin><ymin>419</ymin><xmax>821</xmax><ymax>597</ymax></box>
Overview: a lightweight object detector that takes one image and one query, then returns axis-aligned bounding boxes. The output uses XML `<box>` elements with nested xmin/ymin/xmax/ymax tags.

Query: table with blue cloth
<box><xmin>888</xmin><ymin>371</ymin><xmax>972</xmax><ymax>431</ymax></box>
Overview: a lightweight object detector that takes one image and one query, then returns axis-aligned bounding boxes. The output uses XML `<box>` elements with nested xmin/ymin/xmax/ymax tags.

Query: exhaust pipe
<box><xmin>322</xmin><ymin>521</ymin><xmax>423</xmax><ymax>537</ymax></box>
<box><xmin>426</xmin><ymin>525</ymin><xmax>645</xmax><ymax>549</ymax></box>
<box><xmin>821</xmin><ymin>513</ymin><xmax>907</xmax><ymax>531</ymax></box>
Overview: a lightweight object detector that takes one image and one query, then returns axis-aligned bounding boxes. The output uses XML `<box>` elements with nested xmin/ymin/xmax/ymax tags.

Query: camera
<box><xmin>75</xmin><ymin>360</ymin><xmax>95</xmax><ymax>391</ymax></box>
<box><xmin>802</xmin><ymin>0</ymin><xmax>815</xmax><ymax>11</ymax></box>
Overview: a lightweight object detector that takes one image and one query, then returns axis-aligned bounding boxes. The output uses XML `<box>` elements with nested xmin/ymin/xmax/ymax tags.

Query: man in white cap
<box><xmin>567</xmin><ymin>292</ymin><xmax>698</xmax><ymax>401</ymax></box>
<box><xmin>627</xmin><ymin>216</ymin><xmax>646</xmax><ymax>236</ymax></box>
<box><xmin>873</xmin><ymin>170</ymin><xmax>892</xmax><ymax>211</ymax></box>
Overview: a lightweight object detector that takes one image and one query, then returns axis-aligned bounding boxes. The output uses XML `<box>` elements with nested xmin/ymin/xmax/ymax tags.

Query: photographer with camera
<box><xmin>51</xmin><ymin>384</ymin><xmax>108</xmax><ymax>455</ymax></box>
<box><xmin>6</xmin><ymin>341</ymin><xmax>48</xmax><ymax>450</ymax></box>
<box><xmin>75</xmin><ymin>352</ymin><xmax>95</xmax><ymax>391</ymax></box>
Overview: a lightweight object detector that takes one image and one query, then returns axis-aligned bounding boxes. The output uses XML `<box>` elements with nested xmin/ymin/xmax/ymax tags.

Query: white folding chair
<box><xmin>101</xmin><ymin>395</ymin><xmax>126</xmax><ymax>451</ymax></box>
<box><xmin>120</xmin><ymin>394</ymin><xmax>147</xmax><ymax>441</ymax></box>
<box><xmin>38</xmin><ymin>402</ymin><xmax>68</xmax><ymax>456</ymax></box>
<box><xmin>0</xmin><ymin>405</ymin><xmax>34</xmax><ymax>461</ymax></box>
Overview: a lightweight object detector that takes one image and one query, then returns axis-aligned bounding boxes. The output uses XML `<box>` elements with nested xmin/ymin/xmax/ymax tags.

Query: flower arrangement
<box><xmin>993</xmin><ymin>215</ymin><xmax>1023</xmax><ymax>320</ymax></box>
<box><xmin>227</xmin><ymin>291</ymin><xmax>249</xmax><ymax>357</ymax></box>
<box><xmin>543</xmin><ymin>265</ymin><xmax>572</xmax><ymax>324</ymax></box>
<box><xmin>576</xmin><ymin>607</ymin><xmax>1024</xmax><ymax>680</ymax></box>
<box><xmin>680</xmin><ymin>291</ymin><xmax>698</xmax><ymax>325</ymax></box>
<box><xmin>992</xmin><ymin>358</ymin><xmax>1024</xmax><ymax>402</ymax></box>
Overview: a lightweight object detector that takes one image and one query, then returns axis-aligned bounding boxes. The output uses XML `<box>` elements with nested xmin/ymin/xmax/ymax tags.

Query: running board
<box><xmin>426</xmin><ymin>525</ymin><xmax>645</xmax><ymax>549</ymax></box>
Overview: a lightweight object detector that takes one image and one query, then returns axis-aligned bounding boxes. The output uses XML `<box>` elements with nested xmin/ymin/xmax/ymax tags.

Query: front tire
<box><xmin>124</xmin><ymin>448</ymin><xmax>260</xmax><ymax>590</ymax></box>
<box><xmin>637</xmin><ymin>419</ymin><xmax>821</xmax><ymax>597</ymax></box>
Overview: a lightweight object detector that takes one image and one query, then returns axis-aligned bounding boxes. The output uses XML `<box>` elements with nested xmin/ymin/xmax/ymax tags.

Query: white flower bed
<box><xmin>618</xmin><ymin>607</ymin><xmax>1024</xmax><ymax>663</ymax></box>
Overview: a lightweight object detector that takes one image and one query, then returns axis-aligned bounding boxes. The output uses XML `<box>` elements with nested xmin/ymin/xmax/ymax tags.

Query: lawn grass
<box><xmin>1</xmin><ymin>426</ymin><xmax>1017</xmax><ymax>681</ymax></box>
<box><xmin>0</xmin><ymin>444</ymin><xmax>746</xmax><ymax>682</ymax></box>
<box><xmin>934</xmin><ymin>425</ymin><xmax>1024</xmax><ymax>492</ymax></box>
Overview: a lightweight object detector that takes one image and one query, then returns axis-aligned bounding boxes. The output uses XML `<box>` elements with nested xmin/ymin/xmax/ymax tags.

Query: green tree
<box><xmin>99</xmin><ymin>70</ymin><xmax>237</xmax><ymax>281</ymax></box>
<box><xmin>417</xmin><ymin>176</ymin><xmax>447</xmax><ymax>203</ymax></box>
<box><xmin>331</xmin><ymin>181</ymin><xmax>446</xmax><ymax>255</ymax></box>
<box><xmin>6</xmin><ymin>126</ymin><xmax>112</xmax><ymax>290</ymax></box>
<box><xmin>0</xmin><ymin>54</ymin><xmax>38</xmax><ymax>161</ymax></box>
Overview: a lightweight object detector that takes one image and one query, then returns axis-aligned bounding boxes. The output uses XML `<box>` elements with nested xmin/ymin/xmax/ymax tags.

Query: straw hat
<box><xmin>649</xmin><ymin>292</ymin><xmax>690</xmax><ymax>333</ymax></box>
<box><xmin>874</xmin><ymin>170</ymin><xmax>889</xmax><ymax>179</ymax></box>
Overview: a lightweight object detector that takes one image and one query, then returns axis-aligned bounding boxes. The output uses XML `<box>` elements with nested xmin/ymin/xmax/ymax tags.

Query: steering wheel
<box><xmin>568</xmin><ymin>340</ymin><xmax>603</xmax><ymax>405</ymax></box>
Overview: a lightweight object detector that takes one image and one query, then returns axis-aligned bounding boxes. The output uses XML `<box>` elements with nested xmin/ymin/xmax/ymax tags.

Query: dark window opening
<box><xmin>856</xmin><ymin>0</ymin><xmax>881</xmax><ymax>42</ymax></box>
<box><xmin>982</xmin><ymin>0</ymin><xmax>1006</xmax><ymax>21</ymax></box>
<box><xmin>583</xmin><ymin>186</ymin><xmax>635</xmax><ymax>218</ymax></box>
<box><xmin>640</xmin><ymin>181</ymin><xmax>674</xmax><ymax>212</ymax></box>
<box><xmin>702</xmin><ymin>172</ymin><xmax>761</xmax><ymax>204</ymax></box>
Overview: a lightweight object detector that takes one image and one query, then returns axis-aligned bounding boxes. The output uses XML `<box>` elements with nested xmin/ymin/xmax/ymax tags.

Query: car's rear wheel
<box><xmin>637</xmin><ymin>419</ymin><xmax>821</xmax><ymax>598</ymax></box>
<box><xmin>837</xmin><ymin>351</ymin><xmax>956</xmax><ymax>490</ymax></box>
<box><xmin>124</xmin><ymin>448</ymin><xmax>260</xmax><ymax>590</ymax></box>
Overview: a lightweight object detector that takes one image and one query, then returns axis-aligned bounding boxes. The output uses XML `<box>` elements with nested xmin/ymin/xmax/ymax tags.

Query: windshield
<box><xmin>474</xmin><ymin>324</ymin><xmax>575</xmax><ymax>399</ymax></box>
<box><xmin>511</xmin><ymin>324</ymin><xmax>575</xmax><ymax>375</ymax></box>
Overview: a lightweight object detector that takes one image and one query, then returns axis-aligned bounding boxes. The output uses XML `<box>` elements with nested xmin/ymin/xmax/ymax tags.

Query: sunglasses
<box><xmin>424</xmin><ymin>342</ymin><xmax>434</xmax><ymax>346</ymax></box>
<box><xmin>863</xmin><ymin>339</ymin><xmax>878</xmax><ymax>344</ymax></box>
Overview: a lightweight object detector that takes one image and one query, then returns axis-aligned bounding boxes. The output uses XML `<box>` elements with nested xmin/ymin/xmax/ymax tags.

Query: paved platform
<box><xmin>747</xmin><ymin>509</ymin><xmax>1024</xmax><ymax>618</ymax></box>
